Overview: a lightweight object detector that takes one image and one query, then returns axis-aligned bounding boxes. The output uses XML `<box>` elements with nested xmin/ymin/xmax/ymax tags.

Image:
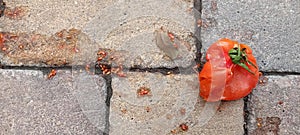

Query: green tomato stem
<box><xmin>229</xmin><ymin>44</ymin><xmax>256</xmax><ymax>75</ymax></box>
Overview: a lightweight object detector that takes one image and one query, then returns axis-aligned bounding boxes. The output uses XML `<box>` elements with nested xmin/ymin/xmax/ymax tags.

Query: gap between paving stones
<box><xmin>194</xmin><ymin>0</ymin><xmax>203</xmax><ymax>71</ymax></box>
<box><xmin>260</xmin><ymin>71</ymin><xmax>300</xmax><ymax>76</ymax></box>
<box><xmin>243</xmin><ymin>95</ymin><xmax>251</xmax><ymax>135</ymax></box>
<box><xmin>0</xmin><ymin>69</ymin><xmax>108</xmax><ymax>134</ymax></box>
<box><xmin>0</xmin><ymin>65</ymin><xmax>195</xmax><ymax>75</ymax></box>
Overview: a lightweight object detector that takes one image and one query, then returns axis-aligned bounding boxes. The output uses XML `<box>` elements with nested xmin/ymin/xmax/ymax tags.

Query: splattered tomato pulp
<box><xmin>199</xmin><ymin>38</ymin><xmax>259</xmax><ymax>101</ymax></box>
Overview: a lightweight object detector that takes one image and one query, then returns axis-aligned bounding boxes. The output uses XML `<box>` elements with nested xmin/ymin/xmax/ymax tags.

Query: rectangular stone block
<box><xmin>110</xmin><ymin>72</ymin><xmax>244</xmax><ymax>135</ymax></box>
<box><xmin>247</xmin><ymin>75</ymin><xmax>300</xmax><ymax>135</ymax></box>
<box><xmin>201</xmin><ymin>0</ymin><xmax>300</xmax><ymax>72</ymax></box>
<box><xmin>183</xmin><ymin>99</ymin><xmax>244</xmax><ymax>135</ymax></box>
<box><xmin>0</xmin><ymin>69</ymin><xmax>108</xmax><ymax>134</ymax></box>
<box><xmin>83</xmin><ymin>0</ymin><xmax>197</xmax><ymax>68</ymax></box>
<box><xmin>0</xmin><ymin>0</ymin><xmax>114</xmax><ymax>67</ymax></box>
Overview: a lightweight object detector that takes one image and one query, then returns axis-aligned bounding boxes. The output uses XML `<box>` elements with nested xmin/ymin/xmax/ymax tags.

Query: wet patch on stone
<box><xmin>0</xmin><ymin>29</ymin><xmax>92</xmax><ymax>66</ymax></box>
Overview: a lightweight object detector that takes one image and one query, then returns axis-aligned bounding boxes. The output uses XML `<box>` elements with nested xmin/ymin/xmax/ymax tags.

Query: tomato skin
<box><xmin>199</xmin><ymin>38</ymin><xmax>259</xmax><ymax>101</ymax></box>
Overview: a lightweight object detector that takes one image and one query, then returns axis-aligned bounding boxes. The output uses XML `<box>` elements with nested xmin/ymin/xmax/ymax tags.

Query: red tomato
<box><xmin>199</xmin><ymin>38</ymin><xmax>259</xmax><ymax>101</ymax></box>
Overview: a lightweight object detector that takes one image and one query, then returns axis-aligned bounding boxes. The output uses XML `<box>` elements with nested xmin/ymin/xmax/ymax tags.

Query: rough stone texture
<box><xmin>0</xmin><ymin>29</ymin><xmax>99</xmax><ymax>66</ymax></box>
<box><xmin>247</xmin><ymin>75</ymin><xmax>300</xmax><ymax>135</ymax></box>
<box><xmin>110</xmin><ymin>72</ymin><xmax>199</xmax><ymax>135</ymax></box>
<box><xmin>201</xmin><ymin>0</ymin><xmax>300</xmax><ymax>72</ymax></box>
<box><xmin>1</xmin><ymin>0</ymin><xmax>290</xmax><ymax>135</ymax></box>
<box><xmin>0</xmin><ymin>0</ymin><xmax>117</xmax><ymax>34</ymax></box>
<box><xmin>0</xmin><ymin>0</ymin><xmax>112</xmax><ymax>67</ymax></box>
<box><xmin>110</xmin><ymin>72</ymin><xmax>244</xmax><ymax>135</ymax></box>
<box><xmin>0</xmin><ymin>0</ymin><xmax>196</xmax><ymax>68</ymax></box>
<box><xmin>179</xmin><ymin>99</ymin><xmax>244</xmax><ymax>135</ymax></box>
<box><xmin>84</xmin><ymin>0</ymin><xmax>196</xmax><ymax>68</ymax></box>
<box><xmin>0</xmin><ymin>69</ymin><xmax>108</xmax><ymax>134</ymax></box>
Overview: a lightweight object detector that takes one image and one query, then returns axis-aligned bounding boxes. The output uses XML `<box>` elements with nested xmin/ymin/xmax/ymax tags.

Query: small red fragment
<box><xmin>137</xmin><ymin>87</ymin><xmax>151</xmax><ymax>97</ymax></box>
<box><xmin>179</xmin><ymin>123</ymin><xmax>188</xmax><ymax>131</ymax></box>
<box><xmin>55</xmin><ymin>31</ymin><xmax>64</xmax><ymax>38</ymax></box>
<box><xmin>47</xmin><ymin>69</ymin><xmax>57</xmax><ymax>79</ymax></box>
<box><xmin>99</xmin><ymin>64</ymin><xmax>111</xmax><ymax>75</ymax></box>
<box><xmin>0</xmin><ymin>33</ymin><xmax>5</xmax><ymax>49</ymax></box>
<box><xmin>111</xmin><ymin>66</ymin><xmax>126</xmax><ymax>77</ymax></box>
<box><xmin>97</xmin><ymin>51</ymin><xmax>107</xmax><ymax>61</ymax></box>
<box><xmin>167</xmin><ymin>32</ymin><xmax>175</xmax><ymax>42</ymax></box>
<box><xmin>258</xmin><ymin>72</ymin><xmax>268</xmax><ymax>85</ymax></box>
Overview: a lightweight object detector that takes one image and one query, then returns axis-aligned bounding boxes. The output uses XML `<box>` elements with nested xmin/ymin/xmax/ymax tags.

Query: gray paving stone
<box><xmin>0</xmin><ymin>0</ymin><xmax>114</xmax><ymax>67</ymax></box>
<box><xmin>0</xmin><ymin>69</ymin><xmax>108</xmax><ymax>134</ymax></box>
<box><xmin>84</xmin><ymin>0</ymin><xmax>196</xmax><ymax>68</ymax></box>
<box><xmin>181</xmin><ymin>99</ymin><xmax>244</xmax><ymax>135</ymax></box>
<box><xmin>201</xmin><ymin>0</ymin><xmax>300</xmax><ymax>72</ymax></box>
<box><xmin>1</xmin><ymin>0</ymin><xmax>196</xmax><ymax>68</ymax></box>
<box><xmin>0</xmin><ymin>28</ymin><xmax>100</xmax><ymax>66</ymax></box>
<box><xmin>247</xmin><ymin>75</ymin><xmax>300</xmax><ymax>135</ymax></box>
<box><xmin>0</xmin><ymin>0</ymin><xmax>117</xmax><ymax>34</ymax></box>
<box><xmin>110</xmin><ymin>72</ymin><xmax>244</xmax><ymax>135</ymax></box>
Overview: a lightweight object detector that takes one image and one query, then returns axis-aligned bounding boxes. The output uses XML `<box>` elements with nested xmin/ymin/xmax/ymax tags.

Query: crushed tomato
<box><xmin>199</xmin><ymin>38</ymin><xmax>259</xmax><ymax>101</ymax></box>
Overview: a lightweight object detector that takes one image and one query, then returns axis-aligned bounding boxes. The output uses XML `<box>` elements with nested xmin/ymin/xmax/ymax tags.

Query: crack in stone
<box><xmin>0</xmin><ymin>0</ymin><xmax>5</xmax><ymax>17</ymax></box>
<box><xmin>129</xmin><ymin>66</ymin><xmax>180</xmax><ymax>75</ymax></box>
<box><xmin>0</xmin><ymin>65</ymin><xmax>73</xmax><ymax>75</ymax></box>
<box><xmin>261</xmin><ymin>71</ymin><xmax>300</xmax><ymax>76</ymax></box>
<box><xmin>243</xmin><ymin>95</ymin><xmax>251</xmax><ymax>135</ymax></box>
<box><xmin>103</xmin><ymin>75</ymin><xmax>112</xmax><ymax>135</ymax></box>
<box><xmin>194</xmin><ymin>0</ymin><xmax>203</xmax><ymax>72</ymax></box>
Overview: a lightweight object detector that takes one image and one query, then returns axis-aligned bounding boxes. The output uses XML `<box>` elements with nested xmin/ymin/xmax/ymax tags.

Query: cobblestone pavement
<box><xmin>0</xmin><ymin>0</ymin><xmax>299</xmax><ymax>135</ymax></box>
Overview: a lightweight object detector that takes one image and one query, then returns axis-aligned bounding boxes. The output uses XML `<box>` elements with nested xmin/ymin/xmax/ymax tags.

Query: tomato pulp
<box><xmin>199</xmin><ymin>38</ymin><xmax>259</xmax><ymax>102</ymax></box>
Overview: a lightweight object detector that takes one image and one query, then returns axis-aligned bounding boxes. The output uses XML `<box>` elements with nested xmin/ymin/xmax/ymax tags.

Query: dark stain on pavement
<box><xmin>0</xmin><ymin>0</ymin><xmax>5</xmax><ymax>17</ymax></box>
<box><xmin>210</xmin><ymin>0</ymin><xmax>217</xmax><ymax>12</ymax></box>
<box><xmin>251</xmin><ymin>117</ymin><xmax>281</xmax><ymax>135</ymax></box>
